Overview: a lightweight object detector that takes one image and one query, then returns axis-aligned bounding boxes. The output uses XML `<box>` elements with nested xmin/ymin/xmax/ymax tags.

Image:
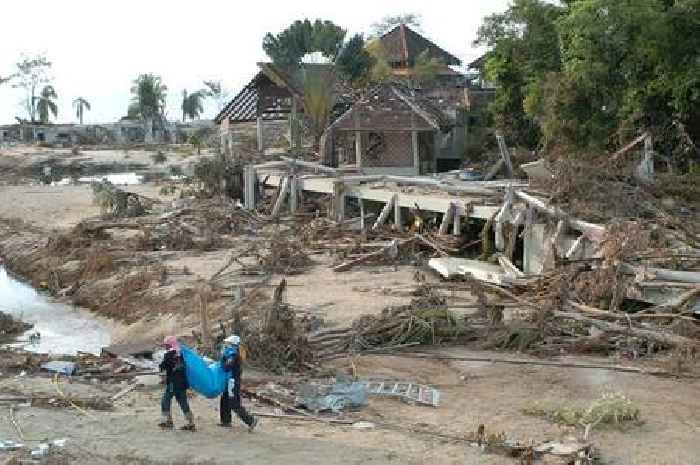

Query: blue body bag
<box><xmin>180</xmin><ymin>345</ymin><xmax>230</xmax><ymax>398</ymax></box>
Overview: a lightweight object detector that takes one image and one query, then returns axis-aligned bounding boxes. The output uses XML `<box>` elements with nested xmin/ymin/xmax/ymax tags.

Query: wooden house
<box><xmin>321</xmin><ymin>83</ymin><xmax>452</xmax><ymax>175</ymax></box>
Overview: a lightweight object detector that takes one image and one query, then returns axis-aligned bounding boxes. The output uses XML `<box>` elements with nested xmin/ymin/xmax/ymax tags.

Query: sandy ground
<box><xmin>0</xmin><ymin>145</ymin><xmax>202</xmax><ymax>179</ymax></box>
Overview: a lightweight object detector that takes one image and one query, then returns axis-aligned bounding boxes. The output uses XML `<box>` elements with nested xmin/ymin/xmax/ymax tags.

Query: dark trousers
<box><xmin>161</xmin><ymin>383</ymin><xmax>190</xmax><ymax>415</ymax></box>
<box><xmin>219</xmin><ymin>381</ymin><xmax>253</xmax><ymax>426</ymax></box>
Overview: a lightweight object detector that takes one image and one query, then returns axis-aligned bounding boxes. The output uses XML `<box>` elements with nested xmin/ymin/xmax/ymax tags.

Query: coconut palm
<box><xmin>181</xmin><ymin>89</ymin><xmax>205</xmax><ymax>122</ymax></box>
<box><xmin>302</xmin><ymin>67</ymin><xmax>336</xmax><ymax>147</ymax></box>
<box><xmin>129</xmin><ymin>74</ymin><xmax>168</xmax><ymax>120</ymax></box>
<box><xmin>73</xmin><ymin>97</ymin><xmax>91</xmax><ymax>124</ymax></box>
<box><xmin>36</xmin><ymin>85</ymin><xmax>58</xmax><ymax>123</ymax></box>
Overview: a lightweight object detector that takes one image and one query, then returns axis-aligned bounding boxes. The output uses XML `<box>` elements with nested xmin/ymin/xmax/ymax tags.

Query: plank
<box><xmin>372</xmin><ymin>194</ymin><xmax>396</xmax><ymax>231</ymax></box>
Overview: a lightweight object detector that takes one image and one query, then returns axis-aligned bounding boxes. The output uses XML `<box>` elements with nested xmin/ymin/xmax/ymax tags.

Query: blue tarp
<box><xmin>180</xmin><ymin>346</ymin><xmax>230</xmax><ymax>398</ymax></box>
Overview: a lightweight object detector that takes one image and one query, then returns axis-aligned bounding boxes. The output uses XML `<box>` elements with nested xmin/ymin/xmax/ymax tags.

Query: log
<box><xmin>333</xmin><ymin>238</ymin><xmax>404</xmax><ymax>272</ymax></box>
<box><xmin>359</xmin><ymin>352</ymin><xmax>687</xmax><ymax>377</ymax></box>
<box><xmin>483</xmin><ymin>159</ymin><xmax>504</xmax><ymax>181</ymax></box>
<box><xmin>557</xmin><ymin>306</ymin><xmax>697</xmax><ymax>348</ymax></box>
<box><xmin>496</xmin><ymin>254</ymin><xmax>525</xmax><ymax>278</ymax></box>
<box><xmin>371</xmin><ymin>194</ymin><xmax>396</xmax><ymax>231</ymax></box>
<box><xmin>611</xmin><ymin>132</ymin><xmax>649</xmax><ymax>161</ymax></box>
<box><xmin>280</xmin><ymin>156</ymin><xmax>339</xmax><ymax>175</ymax></box>
<box><xmin>514</xmin><ymin>191</ymin><xmax>606</xmax><ymax>241</ymax></box>
<box><xmin>414</xmin><ymin>234</ymin><xmax>449</xmax><ymax>257</ymax></box>
<box><xmin>438</xmin><ymin>203</ymin><xmax>453</xmax><ymax>236</ymax></box>
<box><xmin>112</xmin><ymin>384</ymin><xmax>138</xmax><ymax>401</ymax></box>
<box><xmin>271</xmin><ymin>176</ymin><xmax>290</xmax><ymax>218</ymax></box>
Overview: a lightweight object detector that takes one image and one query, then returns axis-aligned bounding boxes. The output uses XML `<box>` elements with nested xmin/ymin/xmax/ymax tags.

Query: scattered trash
<box><xmin>362</xmin><ymin>380</ymin><xmax>440</xmax><ymax>408</ymax></box>
<box><xmin>352</xmin><ymin>421</ymin><xmax>376</xmax><ymax>429</ymax></box>
<box><xmin>297</xmin><ymin>379</ymin><xmax>368</xmax><ymax>413</ymax></box>
<box><xmin>0</xmin><ymin>439</ymin><xmax>24</xmax><ymax>451</ymax></box>
<box><xmin>41</xmin><ymin>361</ymin><xmax>78</xmax><ymax>376</ymax></box>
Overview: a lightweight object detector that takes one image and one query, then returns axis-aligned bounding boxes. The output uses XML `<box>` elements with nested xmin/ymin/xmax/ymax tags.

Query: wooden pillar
<box><xmin>271</xmin><ymin>177</ymin><xmax>290</xmax><ymax>218</ymax></box>
<box><xmin>331</xmin><ymin>181</ymin><xmax>345</xmax><ymax>222</ymax></box>
<box><xmin>355</xmin><ymin>131</ymin><xmax>363</xmax><ymax>168</ymax></box>
<box><xmin>289</xmin><ymin>175</ymin><xmax>298</xmax><ymax>214</ymax></box>
<box><xmin>394</xmin><ymin>197</ymin><xmax>402</xmax><ymax>232</ymax></box>
<box><xmin>256</xmin><ymin>116</ymin><xmax>264</xmax><ymax>152</ymax></box>
<box><xmin>372</xmin><ymin>194</ymin><xmax>396</xmax><ymax>231</ymax></box>
<box><xmin>438</xmin><ymin>203</ymin><xmax>453</xmax><ymax>236</ymax></box>
<box><xmin>412</xmin><ymin>131</ymin><xmax>420</xmax><ymax>175</ymax></box>
<box><xmin>359</xmin><ymin>198</ymin><xmax>366</xmax><ymax>232</ymax></box>
<box><xmin>243</xmin><ymin>165</ymin><xmax>257</xmax><ymax>210</ymax></box>
<box><xmin>290</xmin><ymin>97</ymin><xmax>301</xmax><ymax>150</ymax></box>
<box><xmin>432</xmin><ymin>131</ymin><xmax>440</xmax><ymax>173</ymax></box>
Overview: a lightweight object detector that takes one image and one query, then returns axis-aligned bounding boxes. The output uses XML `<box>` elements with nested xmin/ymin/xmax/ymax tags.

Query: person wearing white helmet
<box><xmin>219</xmin><ymin>334</ymin><xmax>258</xmax><ymax>431</ymax></box>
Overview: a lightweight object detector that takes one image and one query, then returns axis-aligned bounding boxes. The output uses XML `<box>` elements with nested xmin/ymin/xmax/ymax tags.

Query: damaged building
<box><xmin>216</xmin><ymin>24</ymin><xmax>495</xmax><ymax>172</ymax></box>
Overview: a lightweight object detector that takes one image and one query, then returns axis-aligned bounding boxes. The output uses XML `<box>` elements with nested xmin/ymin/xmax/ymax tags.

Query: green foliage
<box><xmin>12</xmin><ymin>54</ymin><xmax>52</xmax><ymax>122</ymax></box>
<box><xmin>523</xmin><ymin>390</ymin><xmax>641</xmax><ymax>431</ymax></box>
<box><xmin>168</xmin><ymin>165</ymin><xmax>183</xmax><ymax>177</ymax></box>
<box><xmin>365</xmin><ymin>39</ymin><xmax>392</xmax><ymax>83</ymax></box>
<box><xmin>263</xmin><ymin>19</ymin><xmax>346</xmax><ymax>66</ymax></box>
<box><xmin>302</xmin><ymin>67</ymin><xmax>336</xmax><ymax>146</ymax></box>
<box><xmin>475</xmin><ymin>0</ymin><xmax>563</xmax><ymax>148</ymax></box>
<box><xmin>476</xmin><ymin>0</ymin><xmax>700</xmax><ymax>156</ymax></box>
<box><xmin>181</xmin><ymin>89</ymin><xmax>205</xmax><ymax>121</ymax></box>
<box><xmin>335</xmin><ymin>34</ymin><xmax>374</xmax><ymax>85</ymax></box>
<box><xmin>189</xmin><ymin>131</ymin><xmax>205</xmax><ymax>155</ymax></box>
<box><xmin>202</xmin><ymin>80</ymin><xmax>230</xmax><ymax>111</ymax></box>
<box><xmin>73</xmin><ymin>97</ymin><xmax>91</xmax><ymax>125</ymax></box>
<box><xmin>36</xmin><ymin>85</ymin><xmax>58</xmax><ymax>123</ymax></box>
<box><xmin>130</xmin><ymin>74</ymin><xmax>168</xmax><ymax>120</ymax></box>
<box><xmin>413</xmin><ymin>49</ymin><xmax>443</xmax><ymax>86</ymax></box>
<box><xmin>370</xmin><ymin>13</ymin><xmax>422</xmax><ymax>37</ymax></box>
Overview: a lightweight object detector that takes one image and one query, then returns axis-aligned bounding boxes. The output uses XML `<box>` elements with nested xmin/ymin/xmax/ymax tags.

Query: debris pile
<box><xmin>309</xmin><ymin>284</ymin><xmax>469</xmax><ymax>358</ymax></box>
<box><xmin>0</xmin><ymin>312</ymin><xmax>32</xmax><ymax>338</ymax></box>
<box><xmin>231</xmin><ymin>280</ymin><xmax>315</xmax><ymax>373</ymax></box>
<box><xmin>91</xmin><ymin>180</ymin><xmax>147</xmax><ymax>218</ymax></box>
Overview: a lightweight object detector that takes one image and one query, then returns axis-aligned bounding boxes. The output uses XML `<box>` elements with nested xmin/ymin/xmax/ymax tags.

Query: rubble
<box><xmin>0</xmin><ymin>312</ymin><xmax>32</xmax><ymax>338</ymax></box>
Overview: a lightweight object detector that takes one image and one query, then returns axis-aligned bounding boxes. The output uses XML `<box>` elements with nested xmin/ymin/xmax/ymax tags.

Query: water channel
<box><xmin>0</xmin><ymin>266</ymin><xmax>111</xmax><ymax>355</ymax></box>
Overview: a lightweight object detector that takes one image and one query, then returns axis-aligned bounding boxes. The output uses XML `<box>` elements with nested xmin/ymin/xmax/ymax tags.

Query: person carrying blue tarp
<box><xmin>218</xmin><ymin>334</ymin><xmax>258</xmax><ymax>431</ymax></box>
<box><xmin>158</xmin><ymin>335</ymin><xmax>195</xmax><ymax>431</ymax></box>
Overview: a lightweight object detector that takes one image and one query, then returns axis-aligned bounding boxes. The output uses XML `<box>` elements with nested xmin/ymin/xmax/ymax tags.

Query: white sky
<box><xmin>0</xmin><ymin>0</ymin><xmax>510</xmax><ymax>125</ymax></box>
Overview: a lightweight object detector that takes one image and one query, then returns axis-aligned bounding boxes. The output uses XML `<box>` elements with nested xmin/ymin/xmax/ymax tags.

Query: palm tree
<box><xmin>73</xmin><ymin>97</ymin><xmax>91</xmax><ymax>124</ymax></box>
<box><xmin>36</xmin><ymin>85</ymin><xmax>58</xmax><ymax>123</ymax></box>
<box><xmin>302</xmin><ymin>67</ymin><xmax>336</xmax><ymax>147</ymax></box>
<box><xmin>181</xmin><ymin>89</ymin><xmax>205</xmax><ymax>122</ymax></box>
<box><xmin>129</xmin><ymin>74</ymin><xmax>168</xmax><ymax>120</ymax></box>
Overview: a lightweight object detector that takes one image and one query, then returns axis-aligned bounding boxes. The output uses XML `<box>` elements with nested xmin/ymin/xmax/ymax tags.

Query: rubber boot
<box><xmin>180</xmin><ymin>412</ymin><xmax>196</xmax><ymax>432</ymax></box>
<box><xmin>159</xmin><ymin>413</ymin><xmax>174</xmax><ymax>429</ymax></box>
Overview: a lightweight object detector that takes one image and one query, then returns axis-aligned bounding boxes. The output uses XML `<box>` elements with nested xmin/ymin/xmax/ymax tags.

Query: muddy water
<box><xmin>0</xmin><ymin>267</ymin><xmax>110</xmax><ymax>355</ymax></box>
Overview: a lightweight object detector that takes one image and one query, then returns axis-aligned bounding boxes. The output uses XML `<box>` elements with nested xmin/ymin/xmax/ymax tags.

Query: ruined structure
<box><xmin>0</xmin><ymin>119</ymin><xmax>214</xmax><ymax>146</ymax></box>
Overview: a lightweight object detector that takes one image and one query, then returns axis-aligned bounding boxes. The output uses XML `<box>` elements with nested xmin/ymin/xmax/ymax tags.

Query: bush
<box><xmin>150</xmin><ymin>151</ymin><xmax>167</xmax><ymax>164</ymax></box>
<box><xmin>168</xmin><ymin>165</ymin><xmax>183</xmax><ymax>176</ymax></box>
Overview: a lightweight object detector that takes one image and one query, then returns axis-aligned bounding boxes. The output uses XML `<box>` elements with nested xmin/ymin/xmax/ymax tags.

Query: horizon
<box><xmin>0</xmin><ymin>0</ymin><xmax>509</xmax><ymax>126</ymax></box>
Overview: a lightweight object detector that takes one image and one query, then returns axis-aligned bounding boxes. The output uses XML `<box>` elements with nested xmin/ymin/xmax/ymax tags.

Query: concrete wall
<box><xmin>0</xmin><ymin>120</ymin><xmax>214</xmax><ymax>146</ymax></box>
<box><xmin>220</xmin><ymin>120</ymin><xmax>291</xmax><ymax>155</ymax></box>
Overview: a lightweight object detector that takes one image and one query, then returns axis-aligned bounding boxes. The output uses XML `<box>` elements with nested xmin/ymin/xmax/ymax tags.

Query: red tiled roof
<box><xmin>379</xmin><ymin>24</ymin><xmax>461</xmax><ymax>66</ymax></box>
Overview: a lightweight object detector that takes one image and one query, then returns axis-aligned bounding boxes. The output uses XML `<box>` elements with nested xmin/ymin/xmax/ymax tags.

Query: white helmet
<box><xmin>224</xmin><ymin>335</ymin><xmax>240</xmax><ymax>345</ymax></box>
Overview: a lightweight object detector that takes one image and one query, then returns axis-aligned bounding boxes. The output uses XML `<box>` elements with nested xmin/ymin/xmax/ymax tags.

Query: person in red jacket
<box><xmin>219</xmin><ymin>335</ymin><xmax>258</xmax><ymax>431</ymax></box>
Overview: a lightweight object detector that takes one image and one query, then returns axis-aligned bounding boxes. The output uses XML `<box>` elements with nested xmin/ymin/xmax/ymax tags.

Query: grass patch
<box><xmin>523</xmin><ymin>390</ymin><xmax>641</xmax><ymax>435</ymax></box>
